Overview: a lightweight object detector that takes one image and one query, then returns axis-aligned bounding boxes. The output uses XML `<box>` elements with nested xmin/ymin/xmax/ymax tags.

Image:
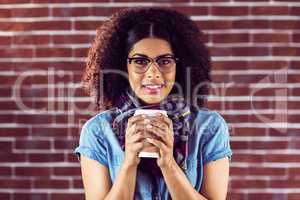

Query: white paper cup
<box><xmin>133</xmin><ymin>109</ymin><xmax>167</xmax><ymax>158</ymax></box>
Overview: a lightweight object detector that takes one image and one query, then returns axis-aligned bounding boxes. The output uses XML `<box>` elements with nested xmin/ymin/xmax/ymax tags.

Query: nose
<box><xmin>145</xmin><ymin>62</ymin><xmax>162</xmax><ymax>78</ymax></box>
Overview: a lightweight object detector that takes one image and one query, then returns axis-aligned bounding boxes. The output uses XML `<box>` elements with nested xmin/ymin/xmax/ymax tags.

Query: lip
<box><xmin>142</xmin><ymin>84</ymin><xmax>164</xmax><ymax>94</ymax></box>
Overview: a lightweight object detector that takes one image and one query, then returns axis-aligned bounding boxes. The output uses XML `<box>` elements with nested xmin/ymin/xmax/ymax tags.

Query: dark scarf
<box><xmin>111</xmin><ymin>88</ymin><xmax>191</xmax><ymax>176</ymax></box>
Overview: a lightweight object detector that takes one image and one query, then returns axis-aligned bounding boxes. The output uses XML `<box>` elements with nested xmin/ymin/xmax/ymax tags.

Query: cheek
<box><xmin>165</xmin><ymin>73</ymin><xmax>176</xmax><ymax>86</ymax></box>
<box><xmin>129</xmin><ymin>73</ymin><xmax>143</xmax><ymax>89</ymax></box>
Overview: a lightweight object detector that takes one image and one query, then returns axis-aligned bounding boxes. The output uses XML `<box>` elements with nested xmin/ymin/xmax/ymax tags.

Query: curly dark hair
<box><xmin>83</xmin><ymin>7</ymin><xmax>211</xmax><ymax>111</ymax></box>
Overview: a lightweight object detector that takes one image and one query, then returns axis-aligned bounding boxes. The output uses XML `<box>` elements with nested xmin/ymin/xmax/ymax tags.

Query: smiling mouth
<box><xmin>142</xmin><ymin>84</ymin><xmax>164</xmax><ymax>94</ymax></box>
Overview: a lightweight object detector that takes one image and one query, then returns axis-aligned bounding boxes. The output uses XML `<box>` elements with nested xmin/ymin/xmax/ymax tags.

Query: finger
<box><xmin>126</xmin><ymin>122</ymin><xmax>149</xmax><ymax>137</ymax></box>
<box><xmin>146</xmin><ymin>138</ymin><xmax>168</xmax><ymax>155</ymax></box>
<box><xmin>129</xmin><ymin>131</ymin><xmax>146</xmax><ymax>143</ymax></box>
<box><xmin>145</xmin><ymin>117</ymin><xmax>169</xmax><ymax>131</ymax></box>
<box><xmin>125</xmin><ymin>123</ymin><xmax>137</xmax><ymax>138</ymax></box>
<box><xmin>131</xmin><ymin>141</ymin><xmax>144</xmax><ymax>152</ymax></box>
<box><xmin>146</xmin><ymin>125</ymin><xmax>173</xmax><ymax>147</ymax></box>
<box><xmin>127</xmin><ymin>114</ymin><xmax>146</xmax><ymax>127</ymax></box>
<box><xmin>154</xmin><ymin>113</ymin><xmax>173</xmax><ymax>130</ymax></box>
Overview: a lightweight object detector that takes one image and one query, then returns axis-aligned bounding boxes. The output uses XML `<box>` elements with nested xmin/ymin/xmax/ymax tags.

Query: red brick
<box><xmin>0</xmin><ymin>128</ymin><xmax>29</xmax><ymax>137</ymax></box>
<box><xmin>74</xmin><ymin>20</ymin><xmax>102</xmax><ymax>30</ymax></box>
<box><xmin>211</xmin><ymin>6</ymin><xmax>249</xmax><ymax>16</ymax></box>
<box><xmin>288</xmin><ymin>194</ymin><xmax>300</xmax><ymax>200</ymax></box>
<box><xmin>0</xmin><ymin>87</ymin><xmax>13</xmax><ymax>97</ymax></box>
<box><xmin>212</xmin><ymin>61</ymin><xmax>248</xmax><ymax>70</ymax></box>
<box><xmin>0</xmin><ymin>0</ymin><xmax>30</xmax><ymax>3</ymax></box>
<box><xmin>67</xmin><ymin>153</ymin><xmax>80</xmax><ymax>163</ymax></box>
<box><xmin>15</xmin><ymin>167</ymin><xmax>51</xmax><ymax>177</ymax></box>
<box><xmin>12</xmin><ymin>35</ymin><xmax>50</xmax><ymax>45</ymax></box>
<box><xmin>196</xmin><ymin>20</ymin><xmax>233</xmax><ymax>30</ymax></box>
<box><xmin>253</xmin><ymin>33</ymin><xmax>290</xmax><ymax>43</ymax></box>
<box><xmin>251</xmin><ymin>6</ymin><xmax>289</xmax><ymax>15</ymax></box>
<box><xmin>33</xmin><ymin>178</ymin><xmax>69</xmax><ymax>188</ymax></box>
<box><xmin>271</xmin><ymin>20</ymin><xmax>300</xmax><ymax>29</ymax></box>
<box><xmin>233</xmin><ymin>20</ymin><xmax>270</xmax><ymax>29</ymax></box>
<box><xmin>288</xmin><ymin>168</ymin><xmax>300</xmax><ymax>178</ymax></box>
<box><xmin>73</xmin><ymin>48</ymin><xmax>89</xmax><ymax>57</ymax></box>
<box><xmin>288</xmin><ymin>114</ymin><xmax>300</xmax><ymax>123</ymax></box>
<box><xmin>32</xmin><ymin>0</ymin><xmax>108</xmax><ymax>2</ymax></box>
<box><xmin>54</xmin><ymin>167</ymin><xmax>81</xmax><ymax>176</ymax></box>
<box><xmin>15</xmin><ymin>115</ymin><xmax>53</xmax><ymax>124</ymax></box>
<box><xmin>0</xmin><ymin>152</ymin><xmax>27</xmax><ymax>163</ymax></box>
<box><xmin>12</xmin><ymin>193</ymin><xmax>48</xmax><ymax>200</ymax></box>
<box><xmin>36</xmin><ymin>48</ymin><xmax>72</xmax><ymax>58</ymax></box>
<box><xmin>211</xmin><ymin>74</ymin><xmax>230</xmax><ymax>83</ymax></box>
<box><xmin>50</xmin><ymin>193</ymin><xmax>84</xmax><ymax>200</ymax></box>
<box><xmin>289</xmin><ymin>101</ymin><xmax>300</xmax><ymax>109</ymax></box>
<box><xmin>231</xmin><ymin>140</ymin><xmax>289</xmax><ymax>150</ymax></box>
<box><xmin>11</xmin><ymin>7</ymin><xmax>49</xmax><ymax>17</ymax></box>
<box><xmin>0</xmin><ymin>167</ymin><xmax>12</xmax><ymax>176</ymax></box>
<box><xmin>52</xmin><ymin>7</ymin><xmax>91</xmax><ymax>17</ymax></box>
<box><xmin>231</xmin><ymin>74</ymin><xmax>267</xmax><ymax>83</ymax></box>
<box><xmin>250</xmin><ymin>87</ymin><xmax>288</xmax><ymax>96</ymax></box>
<box><xmin>232</xmin><ymin>154</ymin><xmax>264</xmax><ymax>163</ymax></box>
<box><xmin>54</xmin><ymin>139</ymin><xmax>78</xmax><ymax>149</ymax></box>
<box><xmin>269</xmin><ymin>128</ymin><xmax>297</xmax><ymax>137</ymax></box>
<box><xmin>232</xmin><ymin>47</ymin><xmax>269</xmax><ymax>56</ymax></box>
<box><xmin>290</xmin><ymin>61</ymin><xmax>300</xmax><ymax>69</ymax></box>
<box><xmin>73</xmin><ymin>178</ymin><xmax>84</xmax><ymax>188</ymax></box>
<box><xmin>28</xmin><ymin>153</ymin><xmax>65</xmax><ymax>162</ymax></box>
<box><xmin>290</xmin><ymin>7</ymin><xmax>300</xmax><ymax>16</ymax></box>
<box><xmin>289</xmin><ymin>74</ymin><xmax>300</xmax><ymax>83</ymax></box>
<box><xmin>31</xmin><ymin>127</ymin><xmax>73</xmax><ymax>137</ymax></box>
<box><xmin>248</xmin><ymin>60</ymin><xmax>288</xmax><ymax>69</ymax></box>
<box><xmin>0</xmin><ymin>36</ymin><xmax>12</xmax><ymax>46</ymax></box>
<box><xmin>273</xmin><ymin>47</ymin><xmax>300</xmax><ymax>56</ymax></box>
<box><xmin>52</xmin><ymin>34</ymin><xmax>93</xmax><ymax>44</ymax></box>
<box><xmin>209</xmin><ymin>47</ymin><xmax>232</xmax><ymax>57</ymax></box>
<box><xmin>15</xmin><ymin>139</ymin><xmax>51</xmax><ymax>150</ymax></box>
<box><xmin>230</xmin><ymin>179</ymin><xmax>268</xmax><ymax>189</ymax></box>
<box><xmin>0</xmin><ymin>141</ymin><xmax>13</xmax><ymax>151</ymax></box>
<box><xmin>248</xmin><ymin>193</ymin><xmax>286</xmax><ymax>200</ymax></box>
<box><xmin>0</xmin><ymin>9</ymin><xmax>10</xmax><ymax>17</ymax></box>
<box><xmin>0</xmin><ymin>178</ymin><xmax>31</xmax><ymax>189</ymax></box>
<box><xmin>212</xmin><ymin>33</ymin><xmax>250</xmax><ymax>43</ymax></box>
<box><xmin>0</xmin><ymin>21</ymin><xmax>71</xmax><ymax>31</ymax></box>
<box><xmin>226</xmin><ymin>192</ymin><xmax>245</xmax><ymax>200</ymax></box>
<box><xmin>163</xmin><ymin>6</ymin><xmax>209</xmax><ymax>16</ymax></box>
<box><xmin>230</xmin><ymin>127</ymin><xmax>267</xmax><ymax>136</ymax></box>
<box><xmin>270</xmin><ymin>180</ymin><xmax>300</xmax><ymax>188</ymax></box>
<box><xmin>0</xmin><ymin>48</ymin><xmax>33</xmax><ymax>58</ymax></box>
<box><xmin>265</xmin><ymin>154</ymin><xmax>300</xmax><ymax>162</ymax></box>
<box><xmin>231</xmin><ymin>166</ymin><xmax>286</xmax><ymax>176</ymax></box>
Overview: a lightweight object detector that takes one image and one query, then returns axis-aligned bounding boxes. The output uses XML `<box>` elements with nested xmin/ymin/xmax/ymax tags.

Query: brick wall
<box><xmin>0</xmin><ymin>1</ymin><xmax>297</xmax><ymax>200</ymax></box>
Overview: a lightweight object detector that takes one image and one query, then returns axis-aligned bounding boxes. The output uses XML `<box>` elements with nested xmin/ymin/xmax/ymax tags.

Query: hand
<box><xmin>144</xmin><ymin>113</ymin><xmax>176</xmax><ymax>169</ymax></box>
<box><xmin>123</xmin><ymin>114</ymin><xmax>147</xmax><ymax>168</ymax></box>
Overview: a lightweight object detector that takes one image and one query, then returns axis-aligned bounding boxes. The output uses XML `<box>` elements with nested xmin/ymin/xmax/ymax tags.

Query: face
<box><xmin>127</xmin><ymin>38</ymin><xmax>176</xmax><ymax>105</ymax></box>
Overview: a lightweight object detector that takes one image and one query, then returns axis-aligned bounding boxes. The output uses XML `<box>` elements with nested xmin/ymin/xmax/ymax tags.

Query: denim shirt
<box><xmin>74</xmin><ymin>107</ymin><xmax>233</xmax><ymax>200</ymax></box>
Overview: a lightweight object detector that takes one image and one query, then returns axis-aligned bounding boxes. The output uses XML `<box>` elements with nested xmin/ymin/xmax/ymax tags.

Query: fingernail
<box><xmin>146</xmin><ymin>124</ymin><xmax>152</xmax><ymax>129</ymax></box>
<box><xmin>147</xmin><ymin>138</ymin><xmax>153</xmax><ymax>142</ymax></box>
<box><xmin>145</xmin><ymin>119</ymin><xmax>150</xmax><ymax>123</ymax></box>
<box><xmin>141</xmin><ymin>114</ymin><xmax>146</xmax><ymax>118</ymax></box>
<box><xmin>156</xmin><ymin>113</ymin><xmax>161</xmax><ymax>116</ymax></box>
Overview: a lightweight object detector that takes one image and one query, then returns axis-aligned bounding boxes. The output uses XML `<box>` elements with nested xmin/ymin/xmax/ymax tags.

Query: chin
<box><xmin>138</xmin><ymin>94</ymin><xmax>164</xmax><ymax>105</ymax></box>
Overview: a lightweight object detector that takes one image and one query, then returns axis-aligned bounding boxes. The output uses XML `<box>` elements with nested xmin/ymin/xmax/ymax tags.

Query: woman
<box><xmin>75</xmin><ymin>7</ymin><xmax>232</xmax><ymax>200</ymax></box>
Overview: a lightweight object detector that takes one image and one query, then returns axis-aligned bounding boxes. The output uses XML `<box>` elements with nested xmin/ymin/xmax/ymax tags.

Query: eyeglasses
<box><xmin>127</xmin><ymin>54</ymin><xmax>179</xmax><ymax>74</ymax></box>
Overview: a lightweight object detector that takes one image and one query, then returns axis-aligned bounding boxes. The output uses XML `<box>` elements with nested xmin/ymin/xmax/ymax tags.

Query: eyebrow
<box><xmin>131</xmin><ymin>53</ymin><xmax>174</xmax><ymax>58</ymax></box>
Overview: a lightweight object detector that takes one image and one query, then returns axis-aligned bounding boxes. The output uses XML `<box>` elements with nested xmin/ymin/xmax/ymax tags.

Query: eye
<box><xmin>157</xmin><ymin>58</ymin><xmax>173</xmax><ymax>66</ymax></box>
<box><xmin>133</xmin><ymin>58</ymin><xmax>149</xmax><ymax>65</ymax></box>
